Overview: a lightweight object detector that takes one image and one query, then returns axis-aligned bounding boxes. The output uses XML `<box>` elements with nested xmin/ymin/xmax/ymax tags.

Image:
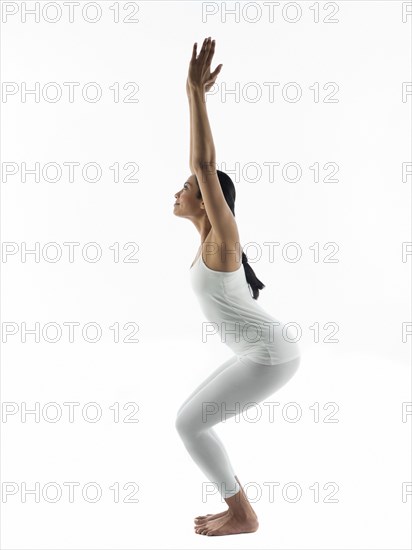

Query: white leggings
<box><xmin>175</xmin><ymin>354</ymin><xmax>301</xmax><ymax>499</ymax></box>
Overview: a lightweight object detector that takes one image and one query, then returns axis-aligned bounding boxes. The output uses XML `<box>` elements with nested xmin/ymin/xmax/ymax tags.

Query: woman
<box><xmin>173</xmin><ymin>37</ymin><xmax>301</xmax><ymax>537</ymax></box>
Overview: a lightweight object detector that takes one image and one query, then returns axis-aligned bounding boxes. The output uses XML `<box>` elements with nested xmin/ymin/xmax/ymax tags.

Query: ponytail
<box><xmin>242</xmin><ymin>251</ymin><xmax>265</xmax><ymax>300</ymax></box>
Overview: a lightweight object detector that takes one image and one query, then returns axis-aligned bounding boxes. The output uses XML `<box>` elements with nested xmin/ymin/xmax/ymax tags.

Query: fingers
<box><xmin>211</xmin><ymin>64</ymin><xmax>223</xmax><ymax>79</ymax></box>
<box><xmin>196</xmin><ymin>37</ymin><xmax>206</xmax><ymax>61</ymax></box>
<box><xmin>191</xmin><ymin>42</ymin><xmax>197</xmax><ymax>61</ymax></box>
<box><xmin>198</xmin><ymin>36</ymin><xmax>213</xmax><ymax>61</ymax></box>
<box><xmin>205</xmin><ymin>38</ymin><xmax>215</xmax><ymax>66</ymax></box>
<box><xmin>201</xmin><ymin>36</ymin><xmax>209</xmax><ymax>52</ymax></box>
<box><xmin>193</xmin><ymin>37</ymin><xmax>220</xmax><ymax>71</ymax></box>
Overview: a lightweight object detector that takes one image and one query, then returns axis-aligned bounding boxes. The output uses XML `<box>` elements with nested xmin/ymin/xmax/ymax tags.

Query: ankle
<box><xmin>228</xmin><ymin>508</ymin><xmax>258</xmax><ymax>522</ymax></box>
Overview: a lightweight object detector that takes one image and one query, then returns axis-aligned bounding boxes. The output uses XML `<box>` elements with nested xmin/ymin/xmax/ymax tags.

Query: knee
<box><xmin>175</xmin><ymin>409</ymin><xmax>199</xmax><ymax>444</ymax></box>
<box><xmin>174</xmin><ymin>409</ymin><xmax>189</xmax><ymax>440</ymax></box>
<box><xmin>174</xmin><ymin>411</ymin><xmax>182</xmax><ymax>433</ymax></box>
<box><xmin>291</xmin><ymin>354</ymin><xmax>301</xmax><ymax>372</ymax></box>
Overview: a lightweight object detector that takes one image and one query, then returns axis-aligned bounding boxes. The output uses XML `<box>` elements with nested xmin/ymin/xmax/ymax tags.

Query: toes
<box><xmin>194</xmin><ymin>513</ymin><xmax>211</xmax><ymax>521</ymax></box>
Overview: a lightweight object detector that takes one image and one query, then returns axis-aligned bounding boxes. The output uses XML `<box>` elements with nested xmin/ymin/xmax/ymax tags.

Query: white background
<box><xmin>1</xmin><ymin>0</ymin><xmax>411</xmax><ymax>548</ymax></box>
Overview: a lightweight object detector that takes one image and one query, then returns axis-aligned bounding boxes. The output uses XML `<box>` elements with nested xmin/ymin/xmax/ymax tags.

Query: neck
<box><xmin>193</xmin><ymin>217</ymin><xmax>212</xmax><ymax>243</ymax></box>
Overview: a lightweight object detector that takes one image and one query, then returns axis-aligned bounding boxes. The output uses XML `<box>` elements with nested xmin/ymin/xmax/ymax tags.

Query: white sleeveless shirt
<box><xmin>190</xmin><ymin>251</ymin><xmax>301</xmax><ymax>366</ymax></box>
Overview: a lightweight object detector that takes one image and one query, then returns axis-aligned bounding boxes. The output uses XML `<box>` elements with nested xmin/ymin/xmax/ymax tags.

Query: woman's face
<box><xmin>173</xmin><ymin>174</ymin><xmax>204</xmax><ymax>218</ymax></box>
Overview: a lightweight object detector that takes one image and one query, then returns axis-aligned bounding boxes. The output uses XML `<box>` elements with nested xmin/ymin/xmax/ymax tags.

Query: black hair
<box><xmin>194</xmin><ymin>169</ymin><xmax>265</xmax><ymax>300</ymax></box>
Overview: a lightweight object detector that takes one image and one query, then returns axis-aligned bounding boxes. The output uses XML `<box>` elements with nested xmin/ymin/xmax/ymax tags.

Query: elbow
<box><xmin>192</xmin><ymin>158</ymin><xmax>217</xmax><ymax>173</ymax></box>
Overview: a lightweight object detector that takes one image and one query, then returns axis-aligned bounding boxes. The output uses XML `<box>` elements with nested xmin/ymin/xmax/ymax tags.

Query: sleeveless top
<box><xmin>190</xmin><ymin>250</ymin><xmax>301</xmax><ymax>366</ymax></box>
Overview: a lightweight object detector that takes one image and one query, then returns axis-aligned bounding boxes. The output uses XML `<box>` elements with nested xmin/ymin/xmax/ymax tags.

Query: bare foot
<box><xmin>195</xmin><ymin>511</ymin><xmax>259</xmax><ymax>536</ymax></box>
<box><xmin>195</xmin><ymin>505</ymin><xmax>258</xmax><ymax>525</ymax></box>
<box><xmin>194</xmin><ymin>476</ymin><xmax>257</xmax><ymax>526</ymax></box>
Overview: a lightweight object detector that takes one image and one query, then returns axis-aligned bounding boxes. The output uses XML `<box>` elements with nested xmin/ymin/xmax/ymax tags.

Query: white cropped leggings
<box><xmin>175</xmin><ymin>354</ymin><xmax>301</xmax><ymax>499</ymax></box>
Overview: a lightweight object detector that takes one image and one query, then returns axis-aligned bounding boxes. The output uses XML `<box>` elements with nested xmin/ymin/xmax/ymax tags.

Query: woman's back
<box><xmin>190</xmin><ymin>239</ymin><xmax>301</xmax><ymax>365</ymax></box>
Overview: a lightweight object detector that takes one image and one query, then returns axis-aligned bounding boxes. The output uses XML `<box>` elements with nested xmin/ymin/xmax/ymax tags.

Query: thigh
<box><xmin>176</xmin><ymin>354</ymin><xmax>239</xmax><ymax>416</ymax></box>
<box><xmin>177</xmin><ymin>356</ymin><xmax>300</xmax><ymax>433</ymax></box>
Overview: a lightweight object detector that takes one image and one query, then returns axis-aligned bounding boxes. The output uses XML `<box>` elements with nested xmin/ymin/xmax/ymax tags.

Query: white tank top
<box><xmin>190</xmin><ymin>250</ymin><xmax>301</xmax><ymax>365</ymax></box>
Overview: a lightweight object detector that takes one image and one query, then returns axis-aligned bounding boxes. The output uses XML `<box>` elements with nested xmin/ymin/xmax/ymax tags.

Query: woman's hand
<box><xmin>188</xmin><ymin>37</ymin><xmax>223</xmax><ymax>93</ymax></box>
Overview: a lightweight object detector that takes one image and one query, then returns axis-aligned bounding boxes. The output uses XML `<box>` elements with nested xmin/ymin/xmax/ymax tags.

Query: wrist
<box><xmin>188</xmin><ymin>83</ymin><xmax>205</xmax><ymax>95</ymax></box>
<box><xmin>190</xmin><ymin>86</ymin><xmax>206</xmax><ymax>105</ymax></box>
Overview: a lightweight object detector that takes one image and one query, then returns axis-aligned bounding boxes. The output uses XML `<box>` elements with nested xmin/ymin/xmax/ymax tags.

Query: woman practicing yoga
<box><xmin>173</xmin><ymin>37</ymin><xmax>301</xmax><ymax>537</ymax></box>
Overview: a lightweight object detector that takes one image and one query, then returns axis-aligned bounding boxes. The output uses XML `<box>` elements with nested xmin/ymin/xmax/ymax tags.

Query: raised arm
<box><xmin>187</xmin><ymin>38</ymin><xmax>238</xmax><ymax>239</ymax></box>
<box><xmin>186</xmin><ymin>77</ymin><xmax>195</xmax><ymax>174</ymax></box>
<box><xmin>187</xmin><ymin>38</ymin><xmax>222</xmax><ymax>167</ymax></box>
